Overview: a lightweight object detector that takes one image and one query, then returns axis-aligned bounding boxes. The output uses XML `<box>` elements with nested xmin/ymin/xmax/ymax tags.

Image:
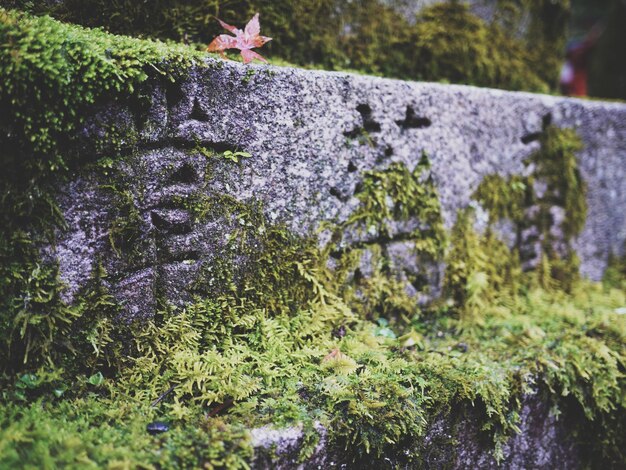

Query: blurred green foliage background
<box><xmin>3</xmin><ymin>0</ymin><xmax>624</xmax><ymax>97</ymax></box>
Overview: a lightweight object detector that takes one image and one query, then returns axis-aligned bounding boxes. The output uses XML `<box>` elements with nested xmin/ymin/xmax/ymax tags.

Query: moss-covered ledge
<box><xmin>1</xmin><ymin>9</ymin><xmax>626</xmax><ymax>469</ymax></box>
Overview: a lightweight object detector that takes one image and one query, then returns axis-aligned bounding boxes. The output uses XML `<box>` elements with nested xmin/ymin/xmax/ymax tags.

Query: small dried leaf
<box><xmin>207</xmin><ymin>13</ymin><xmax>272</xmax><ymax>64</ymax></box>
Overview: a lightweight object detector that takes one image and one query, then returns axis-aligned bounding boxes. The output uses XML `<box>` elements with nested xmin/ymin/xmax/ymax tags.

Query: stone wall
<box><xmin>48</xmin><ymin>59</ymin><xmax>626</xmax><ymax>320</ymax></box>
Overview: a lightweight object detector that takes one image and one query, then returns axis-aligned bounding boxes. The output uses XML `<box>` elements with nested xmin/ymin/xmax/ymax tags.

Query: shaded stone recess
<box><xmin>47</xmin><ymin>58</ymin><xmax>626</xmax><ymax>320</ymax></box>
<box><xmin>251</xmin><ymin>389</ymin><xmax>582</xmax><ymax>469</ymax></box>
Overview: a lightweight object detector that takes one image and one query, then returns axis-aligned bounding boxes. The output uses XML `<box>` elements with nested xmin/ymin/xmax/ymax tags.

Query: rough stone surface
<box><xmin>45</xmin><ymin>58</ymin><xmax>626</xmax><ymax>321</ymax></box>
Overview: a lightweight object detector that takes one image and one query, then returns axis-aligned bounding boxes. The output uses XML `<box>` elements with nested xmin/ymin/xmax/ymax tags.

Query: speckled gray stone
<box><xmin>46</xmin><ymin>58</ymin><xmax>626</xmax><ymax>321</ymax></box>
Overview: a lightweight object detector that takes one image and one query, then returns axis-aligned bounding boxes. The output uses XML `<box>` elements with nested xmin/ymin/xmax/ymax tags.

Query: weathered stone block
<box><xmin>47</xmin><ymin>59</ymin><xmax>626</xmax><ymax>320</ymax></box>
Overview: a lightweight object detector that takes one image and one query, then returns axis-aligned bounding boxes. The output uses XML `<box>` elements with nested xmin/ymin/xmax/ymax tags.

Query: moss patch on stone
<box><xmin>1</xmin><ymin>153</ymin><xmax>625</xmax><ymax>466</ymax></box>
<box><xmin>0</xmin><ymin>8</ymin><xmax>203</xmax><ymax>371</ymax></box>
<box><xmin>1</xmin><ymin>250</ymin><xmax>625</xmax><ymax>467</ymax></box>
<box><xmin>473</xmin><ymin>124</ymin><xmax>587</xmax><ymax>291</ymax></box>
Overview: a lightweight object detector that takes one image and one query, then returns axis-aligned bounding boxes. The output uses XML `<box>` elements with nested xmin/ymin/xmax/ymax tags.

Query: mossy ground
<box><xmin>0</xmin><ymin>8</ymin><xmax>625</xmax><ymax>470</ymax></box>
<box><xmin>1</xmin><ymin>274</ymin><xmax>625</xmax><ymax>468</ymax></box>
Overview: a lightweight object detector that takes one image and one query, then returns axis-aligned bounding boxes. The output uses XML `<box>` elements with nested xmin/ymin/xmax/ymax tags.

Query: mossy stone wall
<box><xmin>1</xmin><ymin>13</ymin><xmax>626</xmax><ymax>468</ymax></box>
<box><xmin>34</xmin><ymin>46</ymin><xmax>626</xmax><ymax>323</ymax></box>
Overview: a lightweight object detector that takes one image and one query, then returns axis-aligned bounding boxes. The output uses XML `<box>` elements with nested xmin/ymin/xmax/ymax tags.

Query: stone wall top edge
<box><xmin>200</xmin><ymin>57</ymin><xmax>626</xmax><ymax>111</ymax></box>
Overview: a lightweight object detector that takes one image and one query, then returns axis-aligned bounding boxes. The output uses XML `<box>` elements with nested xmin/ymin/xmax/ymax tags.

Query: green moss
<box><xmin>604</xmin><ymin>250</ymin><xmax>626</xmax><ymax>290</ymax></box>
<box><xmin>342</xmin><ymin>154</ymin><xmax>446</xmax><ymax>261</ymax></box>
<box><xmin>1</xmin><ymin>200</ymin><xmax>625</xmax><ymax>468</ymax></box>
<box><xmin>443</xmin><ymin>207</ymin><xmax>522</xmax><ymax>324</ymax></box>
<box><xmin>241</xmin><ymin>68</ymin><xmax>256</xmax><ymax>85</ymax></box>
<box><xmin>0</xmin><ymin>8</ymin><xmax>203</xmax><ymax>372</ymax></box>
<box><xmin>473</xmin><ymin>174</ymin><xmax>528</xmax><ymax>223</ymax></box>
<box><xmin>20</xmin><ymin>149</ymin><xmax>614</xmax><ymax>467</ymax></box>
<box><xmin>0</xmin><ymin>8</ymin><xmax>201</xmax><ymax>165</ymax></box>
<box><xmin>409</xmin><ymin>2</ymin><xmax>551</xmax><ymax>92</ymax></box>
<box><xmin>0</xmin><ymin>399</ymin><xmax>253</xmax><ymax>469</ymax></box>
<box><xmin>0</xmin><ymin>151</ymin><xmax>615</xmax><ymax>467</ymax></box>
<box><xmin>536</xmin><ymin>126</ymin><xmax>587</xmax><ymax>239</ymax></box>
<box><xmin>473</xmin><ymin>125</ymin><xmax>587</xmax><ymax>291</ymax></box>
<box><xmin>105</xmin><ymin>186</ymin><xmax>143</xmax><ymax>258</ymax></box>
<box><xmin>325</xmin><ymin>157</ymin><xmax>446</xmax><ymax>324</ymax></box>
<box><xmin>344</xmin><ymin>248</ymin><xmax>425</xmax><ymax>324</ymax></box>
<box><xmin>494</xmin><ymin>0</ymin><xmax>571</xmax><ymax>89</ymax></box>
<box><xmin>2</xmin><ymin>263</ymin><xmax>625</xmax><ymax>466</ymax></box>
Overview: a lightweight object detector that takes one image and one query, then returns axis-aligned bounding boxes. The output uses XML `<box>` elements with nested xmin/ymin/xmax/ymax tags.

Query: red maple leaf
<box><xmin>207</xmin><ymin>13</ymin><xmax>272</xmax><ymax>64</ymax></box>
